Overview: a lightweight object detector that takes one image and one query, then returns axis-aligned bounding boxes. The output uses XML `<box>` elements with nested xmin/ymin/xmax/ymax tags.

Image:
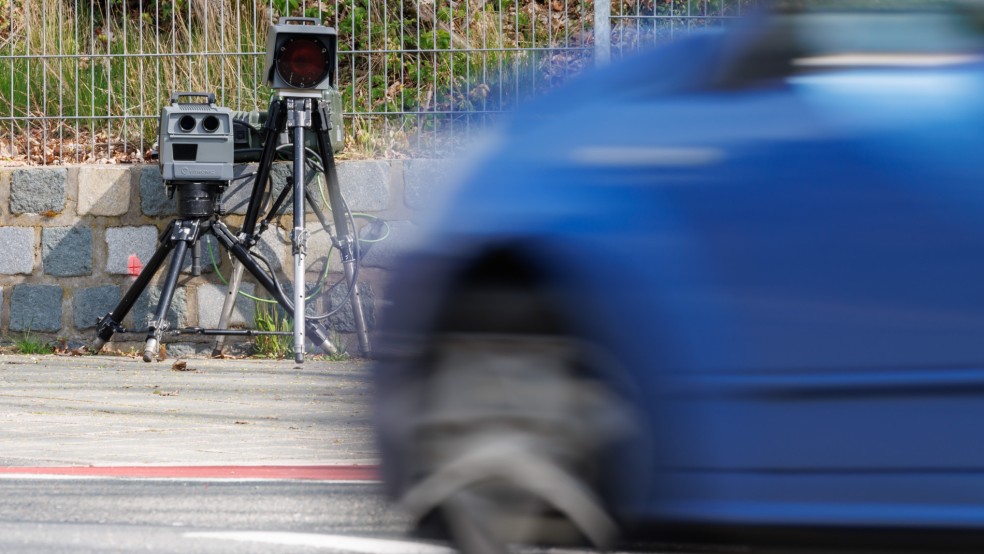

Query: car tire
<box><xmin>398</xmin><ymin>303</ymin><xmax>641</xmax><ymax>553</ymax></box>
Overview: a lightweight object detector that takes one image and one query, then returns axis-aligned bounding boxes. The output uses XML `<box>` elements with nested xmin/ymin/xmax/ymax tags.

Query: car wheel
<box><xmin>399</xmin><ymin>324</ymin><xmax>641</xmax><ymax>554</ymax></box>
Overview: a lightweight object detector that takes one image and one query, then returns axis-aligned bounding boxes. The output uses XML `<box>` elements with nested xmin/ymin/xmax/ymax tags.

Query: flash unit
<box><xmin>264</xmin><ymin>17</ymin><xmax>338</xmax><ymax>92</ymax></box>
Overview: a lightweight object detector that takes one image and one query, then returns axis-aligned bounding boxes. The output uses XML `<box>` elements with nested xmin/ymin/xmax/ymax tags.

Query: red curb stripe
<box><xmin>0</xmin><ymin>465</ymin><xmax>379</xmax><ymax>481</ymax></box>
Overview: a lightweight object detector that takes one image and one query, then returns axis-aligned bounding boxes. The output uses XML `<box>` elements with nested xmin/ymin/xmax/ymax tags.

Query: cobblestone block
<box><xmin>78</xmin><ymin>167</ymin><xmax>131</xmax><ymax>216</ymax></box>
<box><xmin>0</xmin><ymin>227</ymin><xmax>35</xmax><ymax>275</ymax></box>
<box><xmin>306</xmin><ymin>225</ymin><xmax>340</xmax><ymax>273</ymax></box>
<box><xmin>221</xmin><ymin>161</ymin><xmax>386</xmax><ymax>215</ymax></box>
<box><xmin>307</xmin><ymin>219</ymin><xmax>415</xmax><ymax>273</ymax></box>
<box><xmin>10</xmin><ymin>284</ymin><xmax>63</xmax><ymax>332</ymax></box>
<box><xmin>11</xmin><ymin>168</ymin><xmax>67</xmax><ymax>215</ymax></box>
<box><xmin>133</xmin><ymin>286</ymin><xmax>187</xmax><ymax>330</ymax></box>
<box><xmin>337</xmin><ymin>161</ymin><xmax>390</xmax><ymax>212</ymax></box>
<box><xmin>73</xmin><ymin>285</ymin><xmax>120</xmax><ymax>330</ymax></box>
<box><xmin>359</xmin><ymin>220</ymin><xmax>418</xmax><ymax>269</ymax></box>
<box><xmin>42</xmin><ymin>226</ymin><xmax>93</xmax><ymax>277</ymax></box>
<box><xmin>222</xmin><ymin>162</ymin><xmax>320</xmax><ymax>215</ymax></box>
<box><xmin>255</xmin><ymin>226</ymin><xmax>286</xmax><ymax>273</ymax></box>
<box><xmin>404</xmin><ymin>159</ymin><xmax>452</xmax><ymax>210</ymax></box>
<box><xmin>139</xmin><ymin>166</ymin><xmax>177</xmax><ymax>216</ymax></box>
<box><xmin>196</xmin><ymin>282</ymin><xmax>258</xmax><ymax>328</ymax></box>
<box><xmin>106</xmin><ymin>225</ymin><xmax>159</xmax><ymax>275</ymax></box>
<box><xmin>164</xmin><ymin>342</ymin><xmax>217</xmax><ymax>358</ymax></box>
<box><xmin>216</xmin><ymin>164</ymin><xmax>261</xmax><ymax>215</ymax></box>
<box><xmin>270</xmin><ymin>162</ymin><xmax>325</xmax><ymax>215</ymax></box>
<box><xmin>326</xmin><ymin>280</ymin><xmax>375</xmax><ymax>334</ymax></box>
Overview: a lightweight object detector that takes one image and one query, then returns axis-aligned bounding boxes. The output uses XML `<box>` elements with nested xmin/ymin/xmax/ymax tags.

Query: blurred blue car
<box><xmin>374</xmin><ymin>3</ymin><xmax>984</xmax><ymax>551</ymax></box>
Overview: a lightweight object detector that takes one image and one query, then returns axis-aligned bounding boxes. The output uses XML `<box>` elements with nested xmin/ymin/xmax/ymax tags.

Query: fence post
<box><xmin>594</xmin><ymin>0</ymin><xmax>611</xmax><ymax>66</ymax></box>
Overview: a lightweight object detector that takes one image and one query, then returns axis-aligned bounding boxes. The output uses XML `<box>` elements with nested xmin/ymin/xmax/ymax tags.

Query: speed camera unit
<box><xmin>158</xmin><ymin>91</ymin><xmax>235</xmax><ymax>182</ymax></box>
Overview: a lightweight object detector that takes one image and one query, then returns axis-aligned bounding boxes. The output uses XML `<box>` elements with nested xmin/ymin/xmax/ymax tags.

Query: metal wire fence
<box><xmin>0</xmin><ymin>0</ymin><xmax>746</xmax><ymax>164</ymax></box>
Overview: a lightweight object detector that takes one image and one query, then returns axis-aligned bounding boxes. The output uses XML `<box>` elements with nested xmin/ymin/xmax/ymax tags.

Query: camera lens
<box><xmin>201</xmin><ymin>115</ymin><xmax>220</xmax><ymax>133</ymax></box>
<box><xmin>178</xmin><ymin>115</ymin><xmax>196</xmax><ymax>132</ymax></box>
<box><xmin>277</xmin><ymin>37</ymin><xmax>331</xmax><ymax>89</ymax></box>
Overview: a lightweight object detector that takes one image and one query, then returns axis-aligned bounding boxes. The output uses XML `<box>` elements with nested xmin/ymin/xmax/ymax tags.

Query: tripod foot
<box><xmin>143</xmin><ymin>338</ymin><xmax>159</xmax><ymax>363</ymax></box>
<box><xmin>90</xmin><ymin>337</ymin><xmax>107</xmax><ymax>353</ymax></box>
<box><xmin>294</xmin><ymin>353</ymin><xmax>304</xmax><ymax>364</ymax></box>
<box><xmin>311</xmin><ymin>336</ymin><xmax>338</xmax><ymax>356</ymax></box>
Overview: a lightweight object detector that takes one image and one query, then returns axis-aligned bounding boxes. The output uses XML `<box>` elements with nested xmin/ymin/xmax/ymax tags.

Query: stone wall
<box><xmin>0</xmin><ymin>161</ymin><xmax>441</xmax><ymax>356</ymax></box>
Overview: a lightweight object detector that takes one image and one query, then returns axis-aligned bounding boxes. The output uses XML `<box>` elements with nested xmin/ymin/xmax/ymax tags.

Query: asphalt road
<box><xmin>0</xmin><ymin>478</ymin><xmax>684</xmax><ymax>554</ymax></box>
<box><xmin>0</xmin><ymin>354</ymin><xmax>938</xmax><ymax>554</ymax></box>
<box><xmin>0</xmin><ymin>479</ymin><xmax>417</xmax><ymax>553</ymax></box>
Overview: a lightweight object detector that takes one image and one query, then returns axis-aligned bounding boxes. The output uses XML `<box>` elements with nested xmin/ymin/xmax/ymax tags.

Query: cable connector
<box><xmin>291</xmin><ymin>228</ymin><xmax>309</xmax><ymax>256</ymax></box>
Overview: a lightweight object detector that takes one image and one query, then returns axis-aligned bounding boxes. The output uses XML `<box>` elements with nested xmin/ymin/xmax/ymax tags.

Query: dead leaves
<box><xmin>52</xmin><ymin>340</ymin><xmax>87</xmax><ymax>357</ymax></box>
<box><xmin>0</xmin><ymin>121</ymin><xmax>146</xmax><ymax>166</ymax></box>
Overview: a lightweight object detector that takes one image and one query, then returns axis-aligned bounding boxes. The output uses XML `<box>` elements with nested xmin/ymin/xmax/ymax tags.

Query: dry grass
<box><xmin>0</xmin><ymin>0</ymin><xmax>599</xmax><ymax>163</ymax></box>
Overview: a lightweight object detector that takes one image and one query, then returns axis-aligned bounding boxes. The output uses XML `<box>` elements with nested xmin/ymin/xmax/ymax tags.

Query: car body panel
<box><xmin>375</xmin><ymin>9</ymin><xmax>984</xmax><ymax>534</ymax></box>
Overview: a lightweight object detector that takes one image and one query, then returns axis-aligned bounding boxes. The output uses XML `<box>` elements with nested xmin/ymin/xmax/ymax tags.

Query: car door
<box><xmin>638</xmin><ymin>62</ymin><xmax>984</xmax><ymax>527</ymax></box>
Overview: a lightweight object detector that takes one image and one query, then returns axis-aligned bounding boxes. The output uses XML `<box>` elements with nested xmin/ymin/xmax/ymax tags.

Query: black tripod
<box><xmin>91</xmin><ymin>94</ymin><xmax>371</xmax><ymax>363</ymax></box>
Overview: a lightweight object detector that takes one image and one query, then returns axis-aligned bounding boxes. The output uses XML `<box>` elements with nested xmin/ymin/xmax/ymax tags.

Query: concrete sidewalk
<box><xmin>0</xmin><ymin>353</ymin><xmax>375</xmax><ymax>468</ymax></box>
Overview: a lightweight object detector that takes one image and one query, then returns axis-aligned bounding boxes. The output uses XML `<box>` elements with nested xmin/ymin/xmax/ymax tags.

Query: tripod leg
<box><xmin>314</xmin><ymin>103</ymin><xmax>371</xmax><ymax>357</ymax></box>
<box><xmin>143</xmin><ymin>238</ymin><xmax>190</xmax><ymax>362</ymax></box>
<box><xmin>92</xmin><ymin>222</ymin><xmax>177</xmax><ymax>353</ymax></box>
<box><xmin>241</xmin><ymin>98</ymin><xmax>286</xmax><ymax>243</ymax></box>
<box><xmin>211</xmin><ymin>221</ymin><xmax>338</xmax><ymax>356</ymax></box>
<box><xmin>211</xmin><ymin>258</ymin><xmax>246</xmax><ymax>357</ymax></box>
<box><xmin>289</xmin><ymin>99</ymin><xmax>309</xmax><ymax>364</ymax></box>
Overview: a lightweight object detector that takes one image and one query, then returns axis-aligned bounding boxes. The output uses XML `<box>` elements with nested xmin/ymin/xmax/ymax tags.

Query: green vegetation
<box><xmin>0</xmin><ymin>0</ymin><xmax>774</xmax><ymax>161</ymax></box>
<box><xmin>251</xmin><ymin>300</ymin><xmax>293</xmax><ymax>358</ymax></box>
<box><xmin>0</xmin><ymin>0</ymin><xmax>596</xmax><ymax>162</ymax></box>
<box><xmin>13</xmin><ymin>329</ymin><xmax>53</xmax><ymax>355</ymax></box>
<box><xmin>251</xmin><ymin>301</ymin><xmax>352</xmax><ymax>360</ymax></box>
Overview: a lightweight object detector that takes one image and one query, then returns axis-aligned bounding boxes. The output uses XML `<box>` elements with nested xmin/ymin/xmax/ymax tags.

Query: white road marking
<box><xmin>184</xmin><ymin>531</ymin><xmax>456</xmax><ymax>553</ymax></box>
<box><xmin>0</xmin><ymin>473</ymin><xmax>376</xmax><ymax>484</ymax></box>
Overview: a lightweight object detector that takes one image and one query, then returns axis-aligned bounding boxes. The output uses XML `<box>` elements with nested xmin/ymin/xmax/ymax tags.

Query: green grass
<box><xmin>250</xmin><ymin>301</ymin><xmax>354</xmax><ymax>360</ymax></box>
<box><xmin>13</xmin><ymin>331</ymin><xmax>53</xmax><ymax>355</ymax></box>
<box><xmin>251</xmin><ymin>300</ymin><xmax>293</xmax><ymax>359</ymax></box>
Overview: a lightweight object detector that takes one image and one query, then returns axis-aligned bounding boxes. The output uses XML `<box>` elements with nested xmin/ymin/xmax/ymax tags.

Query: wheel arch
<box><xmin>378</xmin><ymin>240</ymin><xmax>655</xmax><ymax>524</ymax></box>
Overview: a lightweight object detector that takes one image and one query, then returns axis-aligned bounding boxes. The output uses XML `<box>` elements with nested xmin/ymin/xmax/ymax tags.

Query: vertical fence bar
<box><xmin>58</xmin><ymin>0</ymin><xmax>64</xmax><ymax>162</ymax></box>
<box><xmin>595</xmin><ymin>0</ymin><xmax>610</xmax><ymax>65</ymax></box>
<box><xmin>106</xmin><ymin>0</ymin><xmax>112</xmax><ymax>161</ymax></box>
<box><xmin>74</xmin><ymin>0</ymin><xmax>79</xmax><ymax>163</ymax></box>
<box><xmin>43</xmin><ymin>0</ymin><xmax>48</xmax><ymax>162</ymax></box>
<box><xmin>89</xmin><ymin>0</ymin><xmax>94</xmax><ymax>161</ymax></box>
<box><xmin>25</xmin><ymin>0</ymin><xmax>31</xmax><ymax>162</ymax></box>
<box><xmin>399</xmin><ymin>0</ymin><xmax>406</xmax><ymax>149</ymax></box>
<box><xmin>7</xmin><ymin>0</ymin><xmax>12</xmax><ymax>159</ymax></box>
<box><xmin>139</xmin><ymin>0</ymin><xmax>145</xmax><ymax>159</ymax></box>
<box><xmin>155</xmin><ymin>0</ymin><xmax>161</xmax><ymax>143</ymax></box>
<box><xmin>123</xmin><ymin>0</ymin><xmax>129</xmax><ymax>160</ymax></box>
